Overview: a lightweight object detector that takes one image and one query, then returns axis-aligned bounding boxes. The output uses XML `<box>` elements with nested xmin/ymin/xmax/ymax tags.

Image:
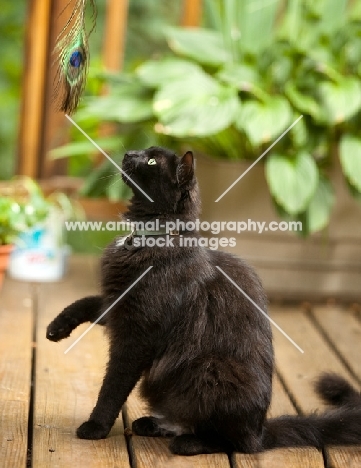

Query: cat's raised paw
<box><xmin>76</xmin><ymin>420</ymin><xmax>109</xmax><ymax>440</ymax></box>
<box><xmin>46</xmin><ymin>320</ymin><xmax>73</xmax><ymax>342</ymax></box>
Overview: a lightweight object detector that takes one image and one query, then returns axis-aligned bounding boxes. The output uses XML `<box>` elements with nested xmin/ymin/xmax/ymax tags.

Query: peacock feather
<box><xmin>54</xmin><ymin>0</ymin><xmax>97</xmax><ymax>114</ymax></box>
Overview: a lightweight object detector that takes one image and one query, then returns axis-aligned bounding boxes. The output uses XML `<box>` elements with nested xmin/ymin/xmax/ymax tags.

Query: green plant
<box><xmin>0</xmin><ymin>178</ymin><xmax>75</xmax><ymax>245</ymax></box>
<box><xmin>59</xmin><ymin>0</ymin><xmax>361</xmax><ymax>234</ymax></box>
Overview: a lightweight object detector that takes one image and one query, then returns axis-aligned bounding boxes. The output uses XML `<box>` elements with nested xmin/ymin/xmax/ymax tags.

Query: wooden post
<box><xmin>182</xmin><ymin>0</ymin><xmax>202</xmax><ymax>27</ymax></box>
<box><xmin>38</xmin><ymin>0</ymin><xmax>73</xmax><ymax>179</ymax></box>
<box><xmin>102</xmin><ymin>0</ymin><xmax>129</xmax><ymax>72</ymax></box>
<box><xmin>17</xmin><ymin>0</ymin><xmax>52</xmax><ymax>178</ymax></box>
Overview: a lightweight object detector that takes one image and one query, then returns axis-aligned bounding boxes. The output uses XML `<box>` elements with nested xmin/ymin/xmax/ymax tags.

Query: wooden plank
<box><xmin>233</xmin><ymin>376</ymin><xmax>323</xmax><ymax>468</ymax></box>
<box><xmin>270</xmin><ymin>306</ymin><xmax>359</xmax><ymax>412</ymax></box>
<box><xmin>234</xmin><ymin>447</ymin><xmax>324</xmax><ymax>468</ymax></box>
<box><xmin>271</xmin><ymin>306</ymin><xmax>361</xmax><ymax>468</ymax></box>
<box><xmin>311</xmin><ymin>305</ymin><xmax>361</xmax><ymax>468</ymax></box>
<box><xmin>326</xmin><ymin>446</ymin><xmax>361</xmax><ymax>468</ymax></box>
<box><xmin>32</xmin><ymin>256</ymin><xmax>130</xmax><ymax>468</ymax></box>
<box><xmin>40</xmin><ymin>0</ymin><xmax>72</xmax><ymax>179</ymax></box>
<box><xmin>124</xmin><ymin>386</ymin><xmax>231</xmax><ymax>468</ymax></box>
<box><xmin>268</xmin><ymin>374</ymin><xmax>297</xmax><ymax>418</ymax></box>
<box><xmin>0</xmin><ymin>278</ymin><xmax>33</xmax><ymax>468</ymax></box>
<box><xmin>311</xmin><ymin>305</ymin><xmax>361</xmax><ymax>382</ymax></box>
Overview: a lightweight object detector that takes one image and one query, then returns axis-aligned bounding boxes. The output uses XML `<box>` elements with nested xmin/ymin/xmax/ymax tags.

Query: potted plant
<box><xmin>0</xmin><ymin>186</ymin><xmax>51</xmax><ymax>289</ymax></box>
<box><xmin>0</xmin><ymin>197</ymin><xmax>22</xmax><ymax>289</ymax></box>
<box><xmin>0</xmin><ymin>178</ymin><xmax>76</xmax><ymax>288</ymax></box>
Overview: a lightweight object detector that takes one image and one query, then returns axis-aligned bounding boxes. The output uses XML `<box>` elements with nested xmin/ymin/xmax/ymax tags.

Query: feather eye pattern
<box><xmin>54</xmin><ymin>0</ymin><xmax>97</xmax><ymax>114</ymax></box>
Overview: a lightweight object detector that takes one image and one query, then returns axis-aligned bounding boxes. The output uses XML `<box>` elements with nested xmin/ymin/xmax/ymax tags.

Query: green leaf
<box><xmin>77</xmin><ymin>80</ymin><xmax>154</xmax><ymax>123</ymax></box>
<box><xmin>79</xmin><ymin>95</ymin><xmax>153</xmax><ymax>123</ymax></box>
<box><xmin>153</xmin><ymin>69</ymin><xmax>239</xmax><ymax>137</ymax></box>
<box><xmin>136</xmin><ymin>58</ymin><xmax>201</xmax><ymax>88</ymax></box>
<box><xmin>290</xmin><ymin>116</ymin><xmax>308</xmax><ymax>148</ymax></box>
<box><xmin>285</xmin><ymin>82</ymin><xmax>325</xmax><ymax>121</ymax></box>
<box><xmin>217</xmin><ymin>64</ymin><xmax>259</xmax><ymax>89</ymax></box>
<box><xmin>318</xmin><ymin>0</ymin><xmax>348</xmax><ymax>32</ymax></box>
<box><xmin>165</xmin><ymin>27</ymin><xmax>231</xmax><ymax>66</ymax></box>
<box><xmin>50</xmin><ymin>138</ymin><xmax>122</xmax><ymax>159</ymax></box>
<box><xmin>319</xmin><ymin>77</ymin><xmax>361</xmax><ymax>124</ymax></box>
<box><xmin>235</xmin><ymin>97</ymin><xmax>293</xmax><ymax>146</ymax></box>
<box><xmin>306</xmin><ymin>177</ymin><xmax>335</xmax><ymax>233</ymax></box>
<box><xmin>265</xmin><ymin>152</ymin><xmax>319</xmax><ymax>215</ymax></box>
<box><xmin>339</xmin><ymin>134</ymin><xmax>361</xmax><ymax>193</ymax></box>
<box><xmin>236</xmin><ymin>0</ymin><xmax>281</xmax><ymax>53</ymax></box>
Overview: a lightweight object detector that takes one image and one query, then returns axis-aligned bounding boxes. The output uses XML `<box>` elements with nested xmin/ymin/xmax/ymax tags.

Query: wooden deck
<box><xmin>1</xmin><ymin>256</ymin><xmax>360</xmax><ymax>468</ymax></box>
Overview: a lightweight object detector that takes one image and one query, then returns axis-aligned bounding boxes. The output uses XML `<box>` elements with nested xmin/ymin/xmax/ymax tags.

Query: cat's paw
<box><xmin>76</xmin><ymin>420</ymin><xmax>109</xmax><ymax>440</ymax></box>
<box><xmin>169</xmin><ymin>434</ymin><xmax>220</xmax><ymax>455</ymax></box>
<box><xmin>132</xmin><ymin>416</ymin><xmax>162</xmax><ymax>437</ymax></box>
<box><xmin>46</xmin><ymin>319</ymin><xmax>74</xmax><ymax>342</ymax></box>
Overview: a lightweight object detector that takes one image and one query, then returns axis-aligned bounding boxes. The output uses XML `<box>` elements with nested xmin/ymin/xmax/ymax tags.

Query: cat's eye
<box><xmin>148</xmin><ymin>158</ymin><xmax>157</xmax><ymax>165</ymax></box>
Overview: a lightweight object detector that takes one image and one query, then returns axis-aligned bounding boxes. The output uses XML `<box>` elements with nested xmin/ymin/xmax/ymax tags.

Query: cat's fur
<box><xmin>47</xmin><ymin>147</ymin><xmax>361</xmax><ymax>455</ymax></box>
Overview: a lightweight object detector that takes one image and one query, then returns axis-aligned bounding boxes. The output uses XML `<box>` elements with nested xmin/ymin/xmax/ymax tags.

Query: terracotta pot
<box><xmin>77</xmin><ymin>197</ymin><xmax>128</xmax><ymax>220</ymax></box>
<box><xmin>0</xmin><ymin>244</ymin><xmax>13</xmax><ymax>291</ymax></box>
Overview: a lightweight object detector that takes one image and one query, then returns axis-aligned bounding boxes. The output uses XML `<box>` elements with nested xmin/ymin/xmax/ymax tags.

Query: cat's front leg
<box><xmin>46</xmin><ymin>295</ymin><xmax>104</xmax><ymax>342</ymax></box>
<box><xmin>76</xmin><ymin>340</ymin><xmax>148</xmax><ymax>440</ymax></box>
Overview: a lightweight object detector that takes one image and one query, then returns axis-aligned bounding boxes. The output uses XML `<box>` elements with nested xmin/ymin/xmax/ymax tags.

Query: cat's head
<box><xmin>122</xmin><ymin>146</ymin><xmax>200</xmax><ymax>221</ymax></box>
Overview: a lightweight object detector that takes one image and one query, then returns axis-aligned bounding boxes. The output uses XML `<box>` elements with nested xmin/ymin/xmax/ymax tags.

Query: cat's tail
<box><xmin>315</xmin><ymin>372</ymin><xmax>361</xmax><ymax>407</ymax></box>
<box><xmin>263</xmin><ymin>408</ymin><xmax>361</xmax><ymax>449</ymax></box>
<box><xmin>262</xmin><ymin>374</ymin><xmax>361</xmax><ymax>450</ymax></box>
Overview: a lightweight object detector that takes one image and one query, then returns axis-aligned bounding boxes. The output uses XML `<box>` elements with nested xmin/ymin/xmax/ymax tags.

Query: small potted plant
<box><xmin>0</xmin><ymin>178</ymin><xmax>76</xmax><ymax>288</ymax></box>
<box><xmin>0</xmin><ymin>195</ymin><xmax>34</xmax><ymax>289</ymax></box>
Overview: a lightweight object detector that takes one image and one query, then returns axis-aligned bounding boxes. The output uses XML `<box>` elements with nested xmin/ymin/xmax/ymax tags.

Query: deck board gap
<box><xmin>321</xmin><ymin>447</ymin><xmax>329</xmax><ymax>468</ymax></box>
<box><xmin>228</xmin><ymin>452</ymin><xmax>240</xmax><ymax>468</ymax></box>
<box><xmin>274</xmin><ymin>369</ymin><xmax>303</xmax><ymax>415</ymax></box>
<box><xmin>307</xmin><ymin>309</ymin><xmax>361</xmax><ymax>386</ymax></box>
<box><xmin>122</xmin><ymin>406</ymin><xmax>135</xmax><ymax>468</ymax></box>
<box><xmin>27</xmin><ymin>285</ymin><xmax>39</xmax><ymax>468</ymax></box>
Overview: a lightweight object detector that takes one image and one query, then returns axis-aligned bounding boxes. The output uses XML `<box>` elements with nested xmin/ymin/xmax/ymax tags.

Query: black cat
<box><xmin>47</xmin><ymin>147</ymin><xmax>361</xmax><ymax>455</ymax></box>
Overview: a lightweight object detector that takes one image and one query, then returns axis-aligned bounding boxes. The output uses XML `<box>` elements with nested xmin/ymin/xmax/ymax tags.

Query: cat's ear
<box><xmin>177</xmin><ymin>151</ymin><xmax>194</xmax><ymax>187</ymax></box>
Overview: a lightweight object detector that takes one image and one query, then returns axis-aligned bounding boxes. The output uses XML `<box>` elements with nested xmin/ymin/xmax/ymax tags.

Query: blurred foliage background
<box><xmin>0</xmin><ymin>0</ymin><xmax>181</xmax><ymax>179</ymax></box>
<box><xmin>2</xmin><ymin>0</ymin><xmax>361</xmax><ymax>237</ymax></box>
<box><xmin>0</xmin><ymin>1</ymin><xmax>26</xmax><ymax>179</ymax></box>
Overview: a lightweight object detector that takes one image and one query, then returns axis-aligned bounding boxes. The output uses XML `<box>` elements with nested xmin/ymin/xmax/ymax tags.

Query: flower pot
<box><xmin>196</xmin><ymin>154</ymin><xmax>361</xmax><ymax>301</ymax></box>
<box><xmin>77</xmin><ymin>197</ymin><xmax>128</xmax><ymax>220</ymax></box>
<box><xmin>0</xmin><ymin>244</ymin><xmax>13</xmax><ymax>291</ymax></box>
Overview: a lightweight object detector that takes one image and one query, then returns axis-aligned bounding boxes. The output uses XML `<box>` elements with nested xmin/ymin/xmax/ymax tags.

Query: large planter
<box><xmin>196</xmin><ymin>154</ymin><xmax>361</xmax><ymax>301</ymax></box>
<box><xmin>77</xmin><ymin>197</ymin><xmax>128</xmax><ymax>220</ymax></box>
<box><xmin>0</xmin><ymin>244</ymin><xmax>13</xmax><ymax>291</ymax></box>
